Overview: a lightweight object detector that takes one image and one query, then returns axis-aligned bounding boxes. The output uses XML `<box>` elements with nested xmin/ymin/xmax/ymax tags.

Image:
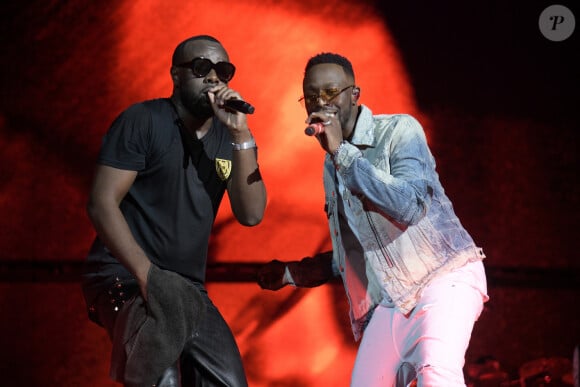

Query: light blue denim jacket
<box><xmin>324</xmin><ymin>105</ymin><xmax>486</xmax><ymax>340</ymax></box>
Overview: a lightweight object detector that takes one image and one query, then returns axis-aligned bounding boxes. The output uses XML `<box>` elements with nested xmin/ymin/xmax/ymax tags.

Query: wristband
<box><xmin>232</xmin><ymin>137</ymin><xmax>256</xmax><ymax>151</ymax></box>
<box><xmin>283</xmin><ymin>265</ymin><xmax>296</xmax><ymax>286</ymax></box>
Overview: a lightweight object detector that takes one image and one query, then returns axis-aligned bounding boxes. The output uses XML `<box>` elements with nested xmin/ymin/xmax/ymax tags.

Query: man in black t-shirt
<box><xmin>82</xmin><ymin>35</ymin><xmax>266</xmax><ymax>387</ymax></box>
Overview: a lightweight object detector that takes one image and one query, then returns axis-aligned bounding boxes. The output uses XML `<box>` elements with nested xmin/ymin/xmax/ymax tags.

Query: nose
<box><xmin>310</xmin><ymin>94</ymin><xmax>333</xmax><ymax>109</ymax></box>
<box><xmin>315</xmin><ymin>96</ymin><xmax>326</xmax><ymax>105</ymax></box>
<box><xmin>307</xmin><ymin>98</ymin><xmax>330</xmax><ymax>114</ymax></box>
<box><xmin>204</xmin><ymin>69</ymin><xmax>220</xmax><ymax>84</ymax></box>
<box><xmin>316</xmin><ymin>97</ymin><xmax>337</xmax><ymax>111</ymax></box>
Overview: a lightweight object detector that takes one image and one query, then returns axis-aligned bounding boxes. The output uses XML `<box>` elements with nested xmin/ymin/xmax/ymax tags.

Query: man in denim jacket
<box><xmin>257</xmin><ymin>52</ymin><xmax>488</xmax><ymax>386</ymax></box>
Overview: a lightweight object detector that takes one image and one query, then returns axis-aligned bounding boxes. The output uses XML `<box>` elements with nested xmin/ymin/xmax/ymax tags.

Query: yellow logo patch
<box><xmin>215</xmin><ymin>158</ymin><xmax>231</xmax><ymax>181</ymax></box>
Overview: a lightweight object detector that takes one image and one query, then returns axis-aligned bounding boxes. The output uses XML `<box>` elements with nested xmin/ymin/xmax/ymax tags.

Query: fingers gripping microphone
<box><xmin>304</xmin><ymin>118</ymin><xmax>332</xmax><ymax>136</ymax></box>
<box><xmin>305</xmin><ymin>108</ymin><xmax>336</xmax><ymax>136</ymax></box>
<box><xmin>224</xmin><ymin>99</ymin><xmax>255</xmax><ymax>114</ymax></box>
<box><xmin>304</xmin><ymin>122</ymin><xmax>325</xmax><ymax>136</ymax></box>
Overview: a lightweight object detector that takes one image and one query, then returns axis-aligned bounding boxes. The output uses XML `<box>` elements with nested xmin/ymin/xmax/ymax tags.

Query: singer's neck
<box><xmin>343</xmin><ymin>105</ymin><xmax>362</xmax><ymax>141</ymax></box>
<box><xmin>170</xmin><ymin>97</ymin><xmax>212</xmax><ymax>139</ymax></box>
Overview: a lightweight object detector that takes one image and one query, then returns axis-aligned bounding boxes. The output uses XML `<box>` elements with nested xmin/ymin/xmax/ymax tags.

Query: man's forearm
<box><xmin>88</xmin><ymin>203</ymin><xmax>151</xmax><ymax>292</ymax></box>
<box><xmin>228</xmin><ymin>147</ymin><xmax>266</xmax><ymax>226</ymax></box>
<box><xmin>286</xmin><ymin>251</ymin><xmax>335</xmax><ymax>287</ymax></box>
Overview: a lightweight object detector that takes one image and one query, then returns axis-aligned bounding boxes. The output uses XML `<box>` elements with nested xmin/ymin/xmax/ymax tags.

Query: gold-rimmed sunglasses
<box><xmin>298</xmin><ymin>85</ymin><xmax>354</xmax><ymax>107</ymax></box>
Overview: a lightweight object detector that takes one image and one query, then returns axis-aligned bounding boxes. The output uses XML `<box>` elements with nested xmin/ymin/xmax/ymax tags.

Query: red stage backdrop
<box><xmin>0</xmin><ymin>0</ymin><xmax>419</xmax><ymax>385</ymax></box>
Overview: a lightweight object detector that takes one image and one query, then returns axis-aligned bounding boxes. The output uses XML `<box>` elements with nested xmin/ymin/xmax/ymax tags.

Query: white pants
<box><xmin>351</xmin><ymin>261</ymin><xmax>487</xmax><ymax>387</ymax></box>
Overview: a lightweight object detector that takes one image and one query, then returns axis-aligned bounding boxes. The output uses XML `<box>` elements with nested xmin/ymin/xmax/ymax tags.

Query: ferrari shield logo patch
<box><xmin>215</xmin><ymin>158</ymin><xmax>231</xmax><ymax>181</ymax></box>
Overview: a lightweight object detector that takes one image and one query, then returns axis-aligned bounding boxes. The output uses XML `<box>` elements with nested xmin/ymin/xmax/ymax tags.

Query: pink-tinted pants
<box><xmin>351</xmin><ymin>261</ymin><xmax>487</xmax><ymax>387</ymax></box>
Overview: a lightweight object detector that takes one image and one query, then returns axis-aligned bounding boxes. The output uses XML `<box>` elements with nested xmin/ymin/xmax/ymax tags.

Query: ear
<box><xmin>170</xmin><ymin>66</ymin><xmax>180</xmax><ymax>85</ymax></box>
<box><xmin>352</xmin><ymin>86</ymin><xmax>360</xmax><ymax>102</ymax></box>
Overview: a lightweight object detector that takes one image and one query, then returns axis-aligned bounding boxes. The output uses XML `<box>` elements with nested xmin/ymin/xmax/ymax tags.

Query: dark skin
<box><xmin>303</xmin><ymin>63</ymin><xmax>360</xmax><ymax>155</ymax></box>
<box><xmin>257</xmin><ymin>63</ymin><xmax>361</xmax><ymax>290</ymax></box>
<box><xmin>87</xmin><ymin>39</ymin><xmax>266</xmax><ymax>300</ymax></box>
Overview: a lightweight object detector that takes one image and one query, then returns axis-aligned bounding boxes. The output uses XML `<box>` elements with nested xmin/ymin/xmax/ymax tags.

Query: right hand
<box><xmin>306</xmin><ymin>108</ymin><xmax>342</xmax><ymax>155</ymax></box>
<box><xmin>256</xmin><ymin>259</ymin><xmax>288</xmax><ymax>291</ymax></box>
<box><xmin>136</xmin><ymin>260</ymin><xmax>152</xmax><ymax>302</ymax></box>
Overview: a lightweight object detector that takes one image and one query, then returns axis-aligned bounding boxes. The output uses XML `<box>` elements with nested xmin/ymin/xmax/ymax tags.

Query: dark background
<box><xmin>377</xmin><ymin>1</ymin><xmax>580</xmax><ymax>384</ymax></box>
<box><xmin>1</xmin><ymin>1</ymin><xmax>578</xmax><ymax>385</ymax></box>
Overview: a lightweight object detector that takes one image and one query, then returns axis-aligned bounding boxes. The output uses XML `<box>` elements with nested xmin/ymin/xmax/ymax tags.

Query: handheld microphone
<box><xmin>224</xmin><ymin>99</ymin><xmax>255</xmax><ymax>114</ymax></box>
<box><xmin>304</xmin><ymin>122</ymin><xmax>325</xmax><ymax>136</ymax></box>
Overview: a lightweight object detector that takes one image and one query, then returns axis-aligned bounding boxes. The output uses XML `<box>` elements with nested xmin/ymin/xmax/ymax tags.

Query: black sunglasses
<box><xmin>175</xmin><ymin>57</ymin><xmax>236</xmax><ymax>82</ymax></box>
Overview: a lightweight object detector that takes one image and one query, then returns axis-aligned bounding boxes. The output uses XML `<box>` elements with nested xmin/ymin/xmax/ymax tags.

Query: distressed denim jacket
<box><xmin>324</xmin><ymin>105</ymin><xmax>486</xmax><ymax>340</ymax></box>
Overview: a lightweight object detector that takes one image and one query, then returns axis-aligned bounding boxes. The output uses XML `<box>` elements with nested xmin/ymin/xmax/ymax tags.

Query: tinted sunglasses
<box><xmin>176</xmin><ymin>57</ymin><xmax>236</xmax><ymax>82</ymax></box>
<box><xmin>299</xmin><ymin>85</ymin><xmax>354</xmax><ymax>106</ymax></box>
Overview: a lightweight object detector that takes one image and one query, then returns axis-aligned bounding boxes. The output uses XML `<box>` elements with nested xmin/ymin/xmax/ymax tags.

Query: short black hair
<box><xmin>172</xmin><ymin>35</ymin><xmax>222</xmax><ymax>65</ymax></box>
<box><xmin>304</xmin><ymin>52</ymin><xmax>355</xmax><ymax>80</ymax></box>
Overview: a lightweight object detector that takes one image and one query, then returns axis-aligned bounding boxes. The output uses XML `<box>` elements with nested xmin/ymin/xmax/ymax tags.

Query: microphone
<box><xmin>305</xmin><ymin>108</ymin><xmax>336</xmax><ymax>136</ymax></box>
<box><xmin>224</xmin><ymin>99</ymin><xmax>255</xmax><ymax>114</ymax></box>
<box><xmin>304</xmin><ymin>122</ymin><xmax>325</xmax><ymax>136</ymax></box>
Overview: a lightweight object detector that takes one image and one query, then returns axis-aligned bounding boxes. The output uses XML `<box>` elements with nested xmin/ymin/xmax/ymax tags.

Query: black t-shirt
<box><xmin>83</xmin><ymin>98</ymin><xmax>233</xmax><ymax>302</ymax></box>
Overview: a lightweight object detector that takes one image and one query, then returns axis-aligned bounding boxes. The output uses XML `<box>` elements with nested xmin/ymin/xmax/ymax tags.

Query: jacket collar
<box><xmin>350</xmin><ymin>104</ymin><xmax>375</xmax><ymax>147</ymax></box>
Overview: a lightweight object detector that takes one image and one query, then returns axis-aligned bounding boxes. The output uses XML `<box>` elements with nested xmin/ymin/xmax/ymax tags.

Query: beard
<box><xmin>180</xmin><ymin>89</ymin><xmax>214</xmax><ymax>120</ymax></box>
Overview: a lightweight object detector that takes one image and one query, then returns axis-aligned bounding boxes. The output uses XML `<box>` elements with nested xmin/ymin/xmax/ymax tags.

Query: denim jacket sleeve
<box><xmin>333</xmin><ymin>113</ymin><xmax>434</xmax><ymax>226</ymax></box>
